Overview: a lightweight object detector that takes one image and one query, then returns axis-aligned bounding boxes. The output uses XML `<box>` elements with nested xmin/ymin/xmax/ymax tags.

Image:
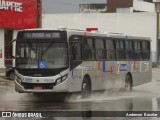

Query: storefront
<box><xmin>0</xmin><ymin>0</ymin><xmax>42</xmax><ymax>70</ymax></box>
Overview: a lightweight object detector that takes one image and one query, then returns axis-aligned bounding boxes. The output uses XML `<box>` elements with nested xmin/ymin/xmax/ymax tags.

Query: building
<box><xmin>0</xmin><ymin>0</ymin><xmax>42</xmax><ymax>71</ymax></box>
<box><xmin>42</xmin><ymin>13</ymin><xmax>157</xmax><ymax>63</ymax></box>
<box><xmin>79</xmin><ymin>0</ymin><xmax>160</xmax><ymax>13</ymax></box>
<box><xmin>107</xmin><ymin>0</ymin><xmax>160</xmax><ymax>13</ymax></box>
<box><xmin>79</xmin><ymin>4</ymin><xmax>107</xmax><ymax>13</ymax></box>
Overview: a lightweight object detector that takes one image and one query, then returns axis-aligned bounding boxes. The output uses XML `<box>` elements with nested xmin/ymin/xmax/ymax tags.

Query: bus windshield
<box><xmin>16</xmin><ymin>42</ymin><xmax>68</xmax><ymax>69</ymax></box>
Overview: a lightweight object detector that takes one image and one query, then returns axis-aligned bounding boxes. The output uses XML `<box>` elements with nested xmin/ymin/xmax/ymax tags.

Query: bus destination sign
<box><xmin>24</xmin><ymin>32</ymin><xmax>61</xmax><ymax>39</ymax></box>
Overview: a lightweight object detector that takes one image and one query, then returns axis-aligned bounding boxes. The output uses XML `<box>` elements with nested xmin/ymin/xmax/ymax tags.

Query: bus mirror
<box><xmin>10</xmin><ymin>39</ymin><xmax>16</xmax><ymax>59</ymax></box>
<box><xmin>11</xmin><ymin>39</ymin><xmax>16</xmax><ymax>43</ymax></box>
<box><xmin>12</xmin><ymin>56</ymin><xmax>15</xmax><ymax>59</ymax></box>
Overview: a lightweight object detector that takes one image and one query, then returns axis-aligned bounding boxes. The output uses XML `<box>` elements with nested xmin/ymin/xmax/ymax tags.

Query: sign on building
<box><xmin>0</xmin><ymin>0</ymin><xmax>42</xmax><ymax>29</ymax></box>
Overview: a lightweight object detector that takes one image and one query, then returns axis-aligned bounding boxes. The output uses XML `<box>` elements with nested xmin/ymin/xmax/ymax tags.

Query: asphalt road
<box><xmin>0</xmin><ymin>69</ymin><xmax>160</xmax><ymax>119</ymax></box>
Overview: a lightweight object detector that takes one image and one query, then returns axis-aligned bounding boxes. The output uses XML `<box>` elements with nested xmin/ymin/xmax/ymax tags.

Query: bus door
<box><xmin>69</xmin><ymin>36</ymin><xmax>83</xmax><ymax>91</ymax></box>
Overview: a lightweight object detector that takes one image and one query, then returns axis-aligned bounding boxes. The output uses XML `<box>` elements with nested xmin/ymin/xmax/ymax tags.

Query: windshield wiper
<box><xmin>42</xmin><ymin>42</ymin><xmax>54</xmax><ymax>55</ymax></box>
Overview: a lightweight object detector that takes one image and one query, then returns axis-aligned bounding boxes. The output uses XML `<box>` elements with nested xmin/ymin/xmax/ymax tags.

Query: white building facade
<box><xmin>42</xmin><ymin>13</ymin><xmax>157</xmax><ymax>62</ymax></box>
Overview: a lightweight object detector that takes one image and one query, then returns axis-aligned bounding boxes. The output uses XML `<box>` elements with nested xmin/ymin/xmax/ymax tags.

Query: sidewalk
<box><xmin>0</xmin><ymin>76</ymin><xmax>11</xmax><ymax>82</ymax></box>
<box><xmin>152</xmin><ymin>67</ymin><xmax>160</xmax><ymax>72</ymax></box>
<box><xmin>0</xmin><ymin>72</ymin><xmax>13</xmax><ymax>82</ymax></box>
<box><xmin>0</xmin><ymin>73</ymin><xmax>5</xmax><ymax>76</ymax></box>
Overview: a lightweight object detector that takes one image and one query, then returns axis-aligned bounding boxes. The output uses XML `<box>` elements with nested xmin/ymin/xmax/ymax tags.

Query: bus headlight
<box><xmin>56</xmin><ymin>78</ymin><xmax>61</xmax><ymax>85</ymax></box>
<box><xmin>62</xmin><ymin>75</ymin><xmax>68</xmax><ymax>82</ymax></box>
<box><xmin>56</xmin><ymin>74</ymin><xmax>68</xmax><ymax>85</ymax></box>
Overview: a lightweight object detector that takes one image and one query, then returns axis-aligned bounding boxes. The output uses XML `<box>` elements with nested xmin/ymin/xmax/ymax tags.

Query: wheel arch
<box><xmin>83</xmin><ymin>74</ymin><xmax>92</xmax><ymax>90</ymax></box>
<box><xmin>126</xmin><ymin>72</ymin><xmax>133</xmax><ymax>87</ymax></box>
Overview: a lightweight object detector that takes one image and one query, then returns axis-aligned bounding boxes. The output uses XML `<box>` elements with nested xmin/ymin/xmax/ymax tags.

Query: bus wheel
<box><xmin>81</xmin><ymin>77</ymin><xmax>91</xmax><ymax>98</ymax></box>
<box><xmin>125</xmin><ymin>74</ymin><xmax>132</xmax><ymax>91</ymax></box>
<box><xmin>10</xmin><ymin>72</ymin><xmax>15</xmax><ymax>80</ymax></box>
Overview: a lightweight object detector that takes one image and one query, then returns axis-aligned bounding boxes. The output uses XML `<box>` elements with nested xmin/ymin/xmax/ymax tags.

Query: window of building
<box><xmin>5</xmin><ymin>29</ymin><xmax>13</xmax><ymax>67</ymax></box>
<box><xmin>116</xmin><ymin>8</ymin><xmax>131</xmax><ymax>13</ymax></box>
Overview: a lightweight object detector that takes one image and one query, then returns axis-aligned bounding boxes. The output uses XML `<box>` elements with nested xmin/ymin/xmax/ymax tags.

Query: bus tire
<box><xmin>10</xmin><ymin>72</ymin><xmax>15</xmax><ymax>80</ymax></box>
<box><xmin>81</xmin><ymin>77</ymin><xmax>91</xmax><ymax>98</ymax></box>
<box><xmin>125</xmin><ymin>74</ymin><xmax>132</xmax><ymax>91</ymax></box>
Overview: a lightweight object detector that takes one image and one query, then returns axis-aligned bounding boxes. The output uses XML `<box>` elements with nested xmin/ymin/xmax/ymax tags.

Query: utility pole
<box><xmin>37</xmin><ymin>0</ymin><xmax>41</xmax><ymax>28</ymax></box>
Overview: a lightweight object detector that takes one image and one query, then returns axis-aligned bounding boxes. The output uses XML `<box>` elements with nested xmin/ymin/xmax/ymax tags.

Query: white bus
<box><xmin>12</xmin><ymin>28</ymin><xmax>151</xmax><ymax>97</ymax></box>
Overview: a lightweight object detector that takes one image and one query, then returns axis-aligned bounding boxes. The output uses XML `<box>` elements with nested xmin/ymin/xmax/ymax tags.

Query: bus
<box><xmin>12</xmin><ymin>28</ymin><xmax>151</xmax><ymax>97</ymax></box>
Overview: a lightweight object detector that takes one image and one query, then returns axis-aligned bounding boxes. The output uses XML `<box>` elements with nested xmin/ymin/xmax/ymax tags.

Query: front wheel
<box><xmin>125</xmin><ymin>74</ymin><xmax>132</xmax><ymax>91</ymax></box>
<box><xmin>81</xmin><ymin>77</ymin><xmax>91</xmax><ymax>98</ymax></box>
<box><xmin>10</xmin><ymin>72</ymin><xmax>15</xmax><ymax>80</ymax></box>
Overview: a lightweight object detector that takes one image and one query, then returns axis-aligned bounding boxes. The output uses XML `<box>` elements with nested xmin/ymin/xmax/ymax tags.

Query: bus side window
<box><xmin>116</xmin><ymin>40</ymin><xmax>125</xmax><ymax>60</ymax></box>
<box><xmin>126</xmin><ymin>40</ymin><xmax>134</xmax><ymax>60</ymax></box>
<box><xmin>142</xmin><ymin>41</ymin><xmax>150</xmax><ymax>60</ymax></box>
<box><xmin>95</xmin><ymin>38</ymin><xmax>105</xmax><ymax>60</ymax></box>
<box><xmin>84</xmin><ymin>38</ymin><xmax>95</xmax><ymax>60</ymax></box>
<box><xmin>133</xmin><ymin>41</ymin><xmax>142</xmax><ymax>60</ymax></box>
<box><xmin>106</xmin><ymin>39</ymin><xmax>116</xmax><ymax>60</ymax></box>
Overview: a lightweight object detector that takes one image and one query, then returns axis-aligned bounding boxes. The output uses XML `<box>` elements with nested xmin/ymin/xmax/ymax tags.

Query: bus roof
<box><xmin>20</xmin><ymin>28</ymin><xmax>151</xmax><ymax>41</ymax></box>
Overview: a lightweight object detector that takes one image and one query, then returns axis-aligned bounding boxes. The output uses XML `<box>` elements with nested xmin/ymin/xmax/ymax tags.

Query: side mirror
<box><xmin>12</xmin><ymin>56</ymin><xmax>15</xmax><ymax>59</ymax></box>
<box><xmin>11</xmin><ymin>39</ymin><xmax>16</xmax><ymax>43</ymax></box>
<box><xmin>11</xmin><ymin>39</ymin><xmax>16</xmax><ymax>59</ymax></box>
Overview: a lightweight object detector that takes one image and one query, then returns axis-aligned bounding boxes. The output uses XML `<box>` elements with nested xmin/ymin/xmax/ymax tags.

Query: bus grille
<box><xmin>22</xmin><ymin>83</ymin><xmax>56</xmax><ymax>89</ymax></box>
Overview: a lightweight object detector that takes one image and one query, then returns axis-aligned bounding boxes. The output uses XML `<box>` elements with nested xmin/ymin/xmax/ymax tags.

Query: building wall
<box><xmin>42</xmin><ymin>13</ymin><xmax>157</xmax><ymax>62</ymax></box>
<box><xmin>0</xmin><ymin>29</ymin><xmax>5</xmax><ymax>68</ymax></box>
<box><xmin>79</xmin><ymin>4</ymin><xmax>107</xmax><ymax>13</ymax></box>
<box><xmin>156</xmin><ymin>3</ymin><xmax>160</xmax><ymax>12</ymax></box>
<box><xmin>0</xmin><ymin>0</ymin><xmax>42</xmax><ymax>29</ymax></box>
<box><xmin>107</xmin><ymin>0</ymin><xmax>133</xmax><ymax>13</ymax></box>
<box><xmin>133</xmin><ymin>0</ymin><xmax>155</xmax><ymax>12</ymax></box>
<box><xmin>144</xmin><ymin>0</ymin><xmax>153</xmax><ymax>2</ymax></box>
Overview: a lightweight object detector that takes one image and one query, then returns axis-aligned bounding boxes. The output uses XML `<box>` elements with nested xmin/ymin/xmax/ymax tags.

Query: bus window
<box><xmin>116</xmin><ymin>40</ymin><xmax>125</xmax><ymax>60</ymax></box>
<box><xmin>95</xmin><ymin>38</ymin><xmax>105</xmax><ymax>60</ymax></box>
<box><xmin>105</xmin><ymin>39</ymin><xmax>116</xmax><ymax>60</ymax></box>
<box><xmin>142</xmin><ymin>41</ymin><xmax>150</xmax><ymax>60</ymax></box>
<box><xmin>84</xmin><ymin>38</ymin><xmax>95</xmax><ymax>60</ymax></box>
<box><xmin>126</xmin><ymin>41</ymin><xmax>134</xmax><ymax>60</ymax></box>
<box><xmin>134</xmin><ymin>41</ymin><xmax>142</xmax><ymax>60</ymax></box>
<box><xmin>72</xmin><ymin>42</ymin><xmax>82</xmax><ymax>61</ymax></box>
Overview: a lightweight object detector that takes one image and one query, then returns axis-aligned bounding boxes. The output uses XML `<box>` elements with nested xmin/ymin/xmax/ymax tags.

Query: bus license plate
<box><xmin>34</xmin><ymin>86</ymin><xmax>43</xmax><ymax>90</ymax></box>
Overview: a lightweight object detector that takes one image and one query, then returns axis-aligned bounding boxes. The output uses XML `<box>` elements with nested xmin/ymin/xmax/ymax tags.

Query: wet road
<box><xmin>0</xmin><ymin>70</ymin><xmax>160</xmax><ymax>119</ymax></box>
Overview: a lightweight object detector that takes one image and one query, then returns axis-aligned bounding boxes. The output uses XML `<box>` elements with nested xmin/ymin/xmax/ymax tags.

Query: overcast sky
<box><xmin>42</xmin><ymin>0</ymin><xmax>107</xmax><ymax>14</ymax></box>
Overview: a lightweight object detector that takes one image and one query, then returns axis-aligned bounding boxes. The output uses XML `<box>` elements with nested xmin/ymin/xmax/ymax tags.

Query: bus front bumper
<box><xmin>15</xmin><ymin>79</ymin><xmax>69</xmax><ymax>93</ymax></box>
